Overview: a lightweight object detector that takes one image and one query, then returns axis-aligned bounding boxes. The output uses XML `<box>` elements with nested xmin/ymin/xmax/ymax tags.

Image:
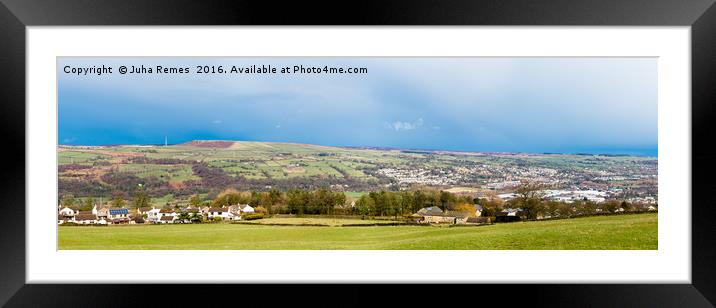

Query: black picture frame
<box><xmin>1</xmin><ymin>0</ymin><xmax>715</xmax><ymax>307</ymax></box>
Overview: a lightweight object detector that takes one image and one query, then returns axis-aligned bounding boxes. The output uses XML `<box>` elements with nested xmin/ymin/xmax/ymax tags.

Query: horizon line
<box><xmin>57</xmin><ymin>139</ymin><xmax>658</xmax><ymax>158</ymax></box>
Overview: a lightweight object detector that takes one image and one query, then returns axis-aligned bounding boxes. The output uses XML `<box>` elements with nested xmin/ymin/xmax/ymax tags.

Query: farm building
<box><xmin>494</xmin><ymin>208</ymin><xmax>525</xmax><ymax>223</ymax></box>
<box><xmin>417</xmin><ymin>206</ymin><xmax>443</xmax><ymax>216</ymax></box>
<box><xmin>415</xmin><ymin>206</ymin><xmax>444</xmax><ymax>223</ymax></box>
<box><xmin>415</xmin><ymin>207</ymin><xmax>470</xmax><ymax>224</ymax></box>
<box><xmin>467</xmin><ymin>217</ymin><xmax>491</xmax><ymax>224</ymax></box>
<box><xmin>443</xmin><ymin>211</ymin><xmax>470</xmax><ymax>224</ymax></box>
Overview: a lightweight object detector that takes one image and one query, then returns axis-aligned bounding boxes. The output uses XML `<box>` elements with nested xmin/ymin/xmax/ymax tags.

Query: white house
<box><xmin>146</xmin><ymin>208</ymin><xmax>162</xmax><ymax>222</ymax></box>
<box><xmin>92</xmin><ymin>204</ymin><xmax>110</xmax><ymax>220</ymax></box>
<box><xmin>227</xmin><ymin>204</ymin><xmax>255</xmax><ymax>215</ymax></box>
<box><xmin>239</xmin><ymin>204</ymin><xmax>255</xmax><ymax>214</ymax></box>
<box><xmin>207</xmin><ymin>207</ymin><xmax>235</xmax><ymax>220</ymax></box>
<box><xmin>58</xmin><ymin>206</ymin><xmax>79</xmax><ymax>218</ymax></box>
<box><xmin>227</xmin><ymin>204</ymin><xmax>241</xmax><ymax>216</ymax></box>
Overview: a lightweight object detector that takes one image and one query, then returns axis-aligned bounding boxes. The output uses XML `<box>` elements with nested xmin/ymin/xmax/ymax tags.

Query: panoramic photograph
<box><xmin>56</xmin><ymin>57</ymin><xmax>658</xmax><ymax>250</ymax></box>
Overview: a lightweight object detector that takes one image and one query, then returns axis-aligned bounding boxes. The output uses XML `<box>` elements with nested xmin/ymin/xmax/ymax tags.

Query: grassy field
<box><xmin>58</xmin><ymin>213</ymin><xmax>657</xmax><ymax>250</ymax></box>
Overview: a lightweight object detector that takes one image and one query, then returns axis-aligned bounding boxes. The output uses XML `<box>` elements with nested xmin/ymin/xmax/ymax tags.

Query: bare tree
<box><xmin>514</xmin><ymin>181</ymin><xmax>546</xmax><ymax>220</ymax></box>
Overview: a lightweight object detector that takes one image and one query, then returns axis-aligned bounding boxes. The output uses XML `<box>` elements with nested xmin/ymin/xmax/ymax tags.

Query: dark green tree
<box><xmin>80</xmin><ymin>197</ymin><xmax>94</xmax><ymax>211</ymax></box>
<box><xmin>189</xmin><ymin>194</ymin><xmax>202</xmax><ymax>207</ymax></box>
<box><xmin>133</xmin><ymin>190</ymin><xmax>151</xmax><ymax>208</ymax></box>
<box><xmin>111</xmin><ymin>196</ymin><xmax>126</xmax><ymax>208</ymax></box>
<box><xmin>61</xmin><ymin>195</ymin><xmax>76</xmax><ymax>208</ymax></box>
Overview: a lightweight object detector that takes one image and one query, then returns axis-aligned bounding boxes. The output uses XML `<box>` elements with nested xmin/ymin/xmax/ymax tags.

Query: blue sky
<box><xmin>58</xmin><ymin>57</ymin><xmax>657</xmax><ymax>156</ymax></box>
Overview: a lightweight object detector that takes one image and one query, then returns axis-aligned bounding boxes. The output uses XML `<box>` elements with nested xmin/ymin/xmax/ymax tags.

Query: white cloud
<box><xmin>385</xmin><ymin>118</ymin><xmax>423</xmax><ymax>131</ymax></box>
<box><xmin>212</xmin><ymin>120</ymin><xmax>223</xmax><ymax>124</ymax></box>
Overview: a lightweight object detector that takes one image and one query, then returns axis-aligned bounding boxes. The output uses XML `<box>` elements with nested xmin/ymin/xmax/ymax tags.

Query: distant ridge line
<box><xmin>58</xmin><ymin>140</ymin><xmax>657</xmax><ymax>157</ymax></box>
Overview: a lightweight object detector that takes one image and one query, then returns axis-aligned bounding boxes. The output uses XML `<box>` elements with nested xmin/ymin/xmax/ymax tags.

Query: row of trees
<box><xmin>203</xmin><ymin>188</ymin><xmax>480</xmax><ymax>217</ymax></box>
<box><xmin>60</xmin><ymin>182</ymin><xmax>656</xmax><ymax>221</ymax></box>
<box><xmin>202</xmin><ymin>188</ymin><xmax>346</xmax><ymax>215</ymax></box>
<box><xmin>353</xmin><ymin>190</ymin><xmax>476</xmax><ymax>217</ymax></box>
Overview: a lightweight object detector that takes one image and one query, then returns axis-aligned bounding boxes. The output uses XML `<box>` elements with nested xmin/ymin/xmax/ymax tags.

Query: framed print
<box><xmin>2</xmin><ymin>0</ymin><xmax>716</xmax><ymax>306</ymax></box>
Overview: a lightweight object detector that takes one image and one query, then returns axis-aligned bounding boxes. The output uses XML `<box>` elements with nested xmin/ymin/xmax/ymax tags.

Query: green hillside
<box><xmin>58</xmin><ymin>140</ymin><xmax>658</xmax><ymax>207</ymax></box>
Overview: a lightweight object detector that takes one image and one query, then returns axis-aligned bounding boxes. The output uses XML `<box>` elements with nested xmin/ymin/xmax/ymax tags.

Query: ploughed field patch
<box><xmin>182</xmin><ymin>140</ymin><xmax>235</xmax><ymax>148</ymax></box>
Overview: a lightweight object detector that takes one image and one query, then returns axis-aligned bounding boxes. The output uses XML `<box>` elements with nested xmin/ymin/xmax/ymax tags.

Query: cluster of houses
<box><xmin>497</xmin><ymin>189</ymin><xmax>659</xmax><ymax>205</ymax></box>
<box><xmin>57</xmin><ymin>203</ymin><xmax>255</xmax><ymax>225</ymax></box>
<box><xmin>498</xmin><ymin>189</ymin><xmax>610</xmax><ymax>203</ymax></box>
<box><xmin>58</xmin><ymin>205</ymin><xmax>131</xmax><ymax>225</ymax></box>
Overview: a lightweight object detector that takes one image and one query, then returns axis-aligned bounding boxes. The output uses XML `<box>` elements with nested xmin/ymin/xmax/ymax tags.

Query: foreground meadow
<box><xmin>58</xmin><ymin>213</ymin><xmax>657</xmax><ymax>250</ymax></box>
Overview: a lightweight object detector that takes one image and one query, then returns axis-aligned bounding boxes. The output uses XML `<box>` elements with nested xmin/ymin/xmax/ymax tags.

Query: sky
<box><xmin>58</xmin><ymin>57</ymin><xmax>657</xmax><ymax>156</ymax></box>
